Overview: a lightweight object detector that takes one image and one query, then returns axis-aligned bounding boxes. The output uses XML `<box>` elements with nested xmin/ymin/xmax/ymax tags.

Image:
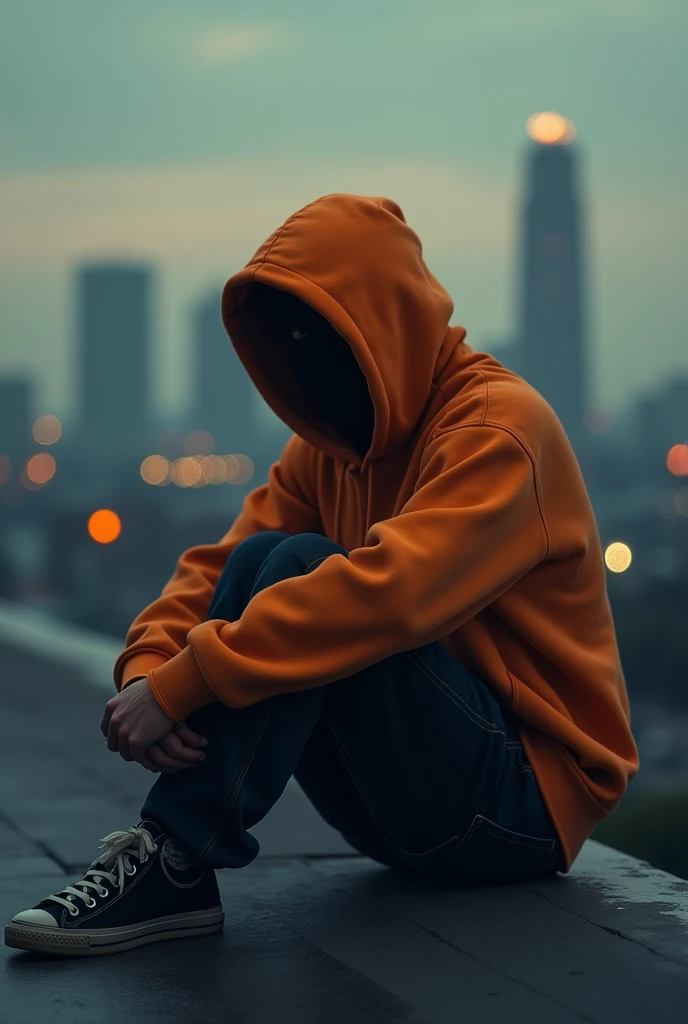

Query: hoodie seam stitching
<box><xmin>259</xmin><ymin>224</ymin><xmax>289</xmax><ymax>265</ymax></box>
<box><xmin>478</xmin><ymin>370</ymin><xmax>489</xmax><ymax>424</ymax></box>
<box><xmin>428</xmin><ymin>422</ymin><xmax>551</xmax><ymax>560</ymax></box>
<box><xmin>257</xmin><ymin>195</ymin><xmax>353</xmax><ymax>265</ymax></box>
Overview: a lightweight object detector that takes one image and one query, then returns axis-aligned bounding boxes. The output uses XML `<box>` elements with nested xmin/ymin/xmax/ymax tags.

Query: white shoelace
<box><xmin>44</xmin><ymin>826</ymin><xmax>158</xmax><ymax>916</ymax></box>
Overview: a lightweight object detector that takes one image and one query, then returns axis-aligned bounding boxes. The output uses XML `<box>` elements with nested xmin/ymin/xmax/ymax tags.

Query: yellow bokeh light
<box><xmin>604</xmin><ymin>542</ymin><xmax>632</xmax><ymax>573</ymax></box>
<box><xmin>526</xmin><ymin>111</ymin><xmax>576</xmax><ymax>145</ymax></box>
<box><xmin>140</xmin><ymin>454</ymin><xmax>171</xmax><ymax>486</ymax></box>
<box><xmin>0</xmin><ymin>454</ymin><xmax>11</xmax><ymax>484</ymax></box>
<box><xmin>88</xmin><ymin>509</ymin><xmax>121</xmax><ymax>544</ymax></box>
<box><xmin>184</xmin><ymin>430</ymin><xmax>215</xmax><ymax>456</ymax></box>
<box><xmin>33</xmin><ymin>414</ymin><xmax>62</xmax><ymax>445</ymax></box>
<box><xmin>171</xmin><ymin>457</ymin><xmax>203</xmax><ymax>487</ymax></box>
<box><xmin>25</xmin><ymin>452</ymin><xmax>56</xmax><ymax>485</ymax></box>
<box><xmin>667</xmin><ymin>444</ymin><xmax>688</xmax><ymax>477</ymax></box>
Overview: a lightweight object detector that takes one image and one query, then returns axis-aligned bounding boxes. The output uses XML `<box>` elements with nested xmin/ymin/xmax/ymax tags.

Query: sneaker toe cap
<box><xmin>12</xmin><ymin>909</ymin><xmax>60</xmax><ymax>927</ymax></box>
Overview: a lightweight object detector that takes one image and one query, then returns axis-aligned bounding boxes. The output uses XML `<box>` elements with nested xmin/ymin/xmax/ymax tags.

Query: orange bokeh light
<box><xmin>667</xmin><ymin>444</ymin><xmax>688</xmax><ymax>477</ymax></box>
<box><xmin>33</xmin><ymin>414</ymin><xmax>62</xmax><ymax>445</ymax></box>
<box><xmin>88</xmin><ymin>509</ymin><xmax>122</xmax><ymax>544</ymax></box>
<box><xmin>25</xmin><ymin>453</ymin><xmax>56</xmax><ymax>485</ymax></box>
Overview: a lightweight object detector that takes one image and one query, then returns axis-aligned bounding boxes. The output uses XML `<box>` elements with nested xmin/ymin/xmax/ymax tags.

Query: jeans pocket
<box><xmin>399</xmin><ymin>814</ymin><xmax>559</xmax><ymax>887</ymax></box>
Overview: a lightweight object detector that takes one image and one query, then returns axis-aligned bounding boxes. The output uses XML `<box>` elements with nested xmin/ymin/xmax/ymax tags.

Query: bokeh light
<box><xmin>33</xmin><ymin>414</ymin><xmax>62</xmax><ymax>445</ymax></box>
<box><xmin>171</xmin><ymin>457</ymin><xmax>203</xmax><ymax>487</ymax></box>
<box><xmin>25</xmin><ymin>453</ymin><xmax>56</xmax><ymax>485</ymax></box>
<box><xmin>666</xmin><ymin>444</ymin><xmax>688</xmax><ymax>476</ymax></box>
<box><xmin>140</xmin><ymin>454</ymin><xmax>171</xmax><ymax>486</ymax></box>
<box><xmin>199</xmin><ymin>454</ymin><xmax>227</xmax><ymax>484</ymax></box>
<box><xmin>0</xmin><ymin>454</ymin><xmax>11</xmax><ymax>484</ymax></box>
<box><xmin>526</xmin><ymin>111</ymin><xmax>576</xmax><ymax>145</ymax></box>
<box><xmin>88</xmin><ymin>509</ymin><xmax>122</xmax><ymax>544</ymax></box>
<box><xmin>604</xmin><ymin>542</ymin><xmax>632</xmax><ymax>573</ymax></box>
<box><xmin>224</xmin><ymin>454</ymin><xmax>255</xmax><ymax>485</ymax></box>
<box><xmin>184</xmin><ymin>430</ymin><xmax>214</xmax><ymax>456</ymax></box>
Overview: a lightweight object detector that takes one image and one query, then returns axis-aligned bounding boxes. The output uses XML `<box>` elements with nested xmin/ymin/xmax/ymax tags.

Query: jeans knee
<box><xmin>234</xmin><ymin>531</ymin><xmax>291</xmax><ymax>557</ymax></box>
<box><xmin>222</xmin><ymin>531</ymin><xmax>290</xmax><ymax>582</ymax></box>
<box><xmin>266</xmin><ymin>532</ymin><xmax>346</xmax><ymax>568</ymax></box>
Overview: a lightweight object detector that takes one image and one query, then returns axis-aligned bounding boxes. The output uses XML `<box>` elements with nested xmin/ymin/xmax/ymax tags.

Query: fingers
<box><xmin>160</xmin><ymin>732</ymin><xmax>206</xmax><ymax>765</ymax></box>
<box><xmin>173</xmin><ymin>722</ymin><xmax>209</xmax><ymax>749</ymax></box>
<box><xmin>106</xmin><ymin>712</ymin><xmax>131</xmax><ymax>760</ymax></box>
<box><xmin>102</xmin><ymin>697</ymin><xmax>133</xmax><ymax>761</ymax></box>
<box><xmin>146</xmin><ymin>743</ymin><xmax>198</xmax><ymax>773</ymax></box>
<box><xmin>136</xmin><ymin>750</ymin><xmax>164</xmax><ymax>772</ymax></box>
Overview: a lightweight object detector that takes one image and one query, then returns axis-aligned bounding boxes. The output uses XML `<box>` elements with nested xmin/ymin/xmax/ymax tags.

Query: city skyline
<box><xmin>2</xmin><ymin>2</ymin><xmax>686</xmax><ymax>422</ymax></box>
<box><xmin>1</xmin><ymin>113</ymin><xmax>685</xmax><ymax>454</ymax></box>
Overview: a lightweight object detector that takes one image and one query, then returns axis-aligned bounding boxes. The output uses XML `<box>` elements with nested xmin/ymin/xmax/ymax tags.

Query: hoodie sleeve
<box><xmin>113</xmin><ymin>433</ymin><xmax>323</xmax><ymax>695</ymax></box>
<box><xmin>145</xmin><ymin>425</ymin><xmax>550</xmax><ymax>722</ymax></box>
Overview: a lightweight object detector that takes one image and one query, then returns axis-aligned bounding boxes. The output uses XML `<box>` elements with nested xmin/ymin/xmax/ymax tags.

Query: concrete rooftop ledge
<box><xmin>1</xmin><ymin>601</ymin><xmax>686</xmax><ymax>1022</ymax></box>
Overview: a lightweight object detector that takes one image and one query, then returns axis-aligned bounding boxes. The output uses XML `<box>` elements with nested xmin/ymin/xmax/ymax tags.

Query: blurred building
<box><xmin>634</xmin><ymin>375</ymin><xmax>688</xmax><ymax>475</ymax></box>
<box><xmin>517</xmin><ymin>113</ymin><xmax>589</xmax><ymax>451</ymax></box>
<box><xmin>76</xmin><ymin>263</ymin><xmax>153</xmax><ymax>461</ymax></box>
<box><xmin>191</xmin><ymin>290</ymin><xmax>256</xmax><ymax>453</ymax></box>
<box><xmin>0</xmin><ymin>377</ymin><xmax>32</xmax><ymax>462</ymax></box>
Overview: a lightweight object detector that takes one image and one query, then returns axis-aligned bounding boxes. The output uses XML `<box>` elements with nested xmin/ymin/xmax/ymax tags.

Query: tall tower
<box><xmin>192</xmin><ymin>291</ymin><xmax>254</xmax><ymax>453</ymax></box>
<box><xmin>517</xmin><ymin>112</ymin><xmax>588</xmax><ymax>450</ymax></box>
<box><xmin>77</xmin><ymin>263</ymin><xmax>152</xmax><ymax>460</ymax></box>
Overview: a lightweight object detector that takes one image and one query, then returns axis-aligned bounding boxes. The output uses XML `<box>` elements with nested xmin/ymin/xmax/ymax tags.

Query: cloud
<box><xmin>188</xmin><ymin>21</ymin><xmax>295</xmax><ymax>67</ymax></box>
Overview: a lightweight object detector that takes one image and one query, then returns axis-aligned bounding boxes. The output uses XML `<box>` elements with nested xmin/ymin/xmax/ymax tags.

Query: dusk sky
<box><xmin>2</xmin><ymin>0</ymin><xmax>686</xmax><ymax>426</ymax></box>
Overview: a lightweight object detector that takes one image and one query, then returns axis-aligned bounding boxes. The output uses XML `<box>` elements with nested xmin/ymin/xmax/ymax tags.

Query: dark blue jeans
<box><xmin>142</xmin><ymin>532</ymin><xmax>564</xmax><ymax>886</ymax></box>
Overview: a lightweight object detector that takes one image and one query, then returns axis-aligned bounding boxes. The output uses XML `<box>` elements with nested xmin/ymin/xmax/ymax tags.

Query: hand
<box><xmin>145</xmin><ymin>722</ymin><xmax>209</xmax><ymax>774</ymax></box>
<box><xmin>101</xmin><ymin>677</ymin><xmax>177</xmax><ymax>770</ymax></box>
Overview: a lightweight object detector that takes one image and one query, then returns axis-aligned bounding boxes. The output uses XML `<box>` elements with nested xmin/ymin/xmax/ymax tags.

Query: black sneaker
<box><xmin>4</xmin><ymin>820</ymin><xmax>223</xmax><ymax>957</ymax></box>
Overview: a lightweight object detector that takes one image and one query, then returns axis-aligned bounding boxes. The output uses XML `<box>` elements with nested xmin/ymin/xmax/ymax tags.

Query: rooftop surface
<box><xmin>1</xmin><ymin>604</ymin><xmax>688</xmax><ymax>1023</ymax></box>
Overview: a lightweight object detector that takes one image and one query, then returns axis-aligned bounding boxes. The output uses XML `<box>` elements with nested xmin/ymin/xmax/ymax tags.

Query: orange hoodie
<box><xmin>114</xmin><ymin>193</ymin><xmax>639</xmax><ymax>872</ymax></box>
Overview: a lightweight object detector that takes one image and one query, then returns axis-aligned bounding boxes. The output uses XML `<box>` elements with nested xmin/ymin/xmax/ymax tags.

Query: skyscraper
<box><xmin>0</xmin><ymin>378</ymin><xmax>32</xmax><ymax>462</ymax></box>
<box><xmin>76</xmin><ymin>264</ymin><xmax>152</xmax><ymax>460</ymax></box>
<box><xmin>192</xmin><ymin>291</ymin><xmax>255</xmax><ymax>453</ymax></box>
<box><xmin>517</xmin><ymin>113</ymin><xmax>588</xmax><ymax>450</ymax></box>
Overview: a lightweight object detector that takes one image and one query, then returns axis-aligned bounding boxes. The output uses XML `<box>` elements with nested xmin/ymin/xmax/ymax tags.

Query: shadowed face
<box><xmin>251</xmin><ymin>283</ymin><xmax>374</xmax><ymax>457</ymax></box>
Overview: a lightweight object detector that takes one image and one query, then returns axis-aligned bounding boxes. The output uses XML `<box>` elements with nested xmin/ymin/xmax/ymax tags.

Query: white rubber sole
<box><xmin>4</xmin><ymin>906</ymin><xmax>224</xmax><ymax>957</ymax></box>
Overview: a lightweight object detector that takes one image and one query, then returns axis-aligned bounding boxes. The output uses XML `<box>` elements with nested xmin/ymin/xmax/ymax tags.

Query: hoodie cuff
<box><xmin>147</xmin><ymin>645</ymin><xmax>218</xmax><ymax>723</ymax></box>
<box><xmin>119</xmin><ymin>652</ymin><xmax>170</xmax><ymax>690</ymax></box>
